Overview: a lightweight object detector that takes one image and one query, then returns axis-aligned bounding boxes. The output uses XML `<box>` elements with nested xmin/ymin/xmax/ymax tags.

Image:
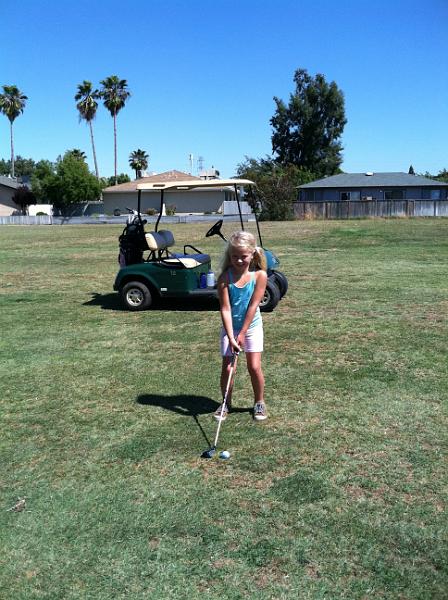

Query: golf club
<box><xmin>201</xmin><ymin>351</ymin><xmax>239</xmax><ymax>459</ymax></box>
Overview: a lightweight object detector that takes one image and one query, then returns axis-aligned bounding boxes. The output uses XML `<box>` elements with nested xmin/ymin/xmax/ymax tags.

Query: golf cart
<box><xmin>113</xmin><ymin>179</ymin><xmax>288</xmax><ymax>311</ymax></box>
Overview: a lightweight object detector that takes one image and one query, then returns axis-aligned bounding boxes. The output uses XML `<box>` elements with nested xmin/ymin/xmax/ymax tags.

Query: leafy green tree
<box><xmin>101</xmin><ymin>173</ymin><xmax>130</xmax><ymax>188</ymax></box>
<box><xmin>0</xmin><ymin>158</ymin><xmax>8</xmax><ymax>174</ymax></box>
<box><xmin>0</xmin><ymin>85</ymin><xmax>28</xmax><ymax>178</ymax></box>
<box><xmin>435</xmin><ymin>169</ymin><xmax>448</xmax><ymax>183</ymax></box>
<box><xmin>0</xmin><ymin>156</ymin><xmax>35</xmax><ymax>178</ymax></box>
<box><xmin>408</xmin><ymin>165</ymin><xmax>415</xmax><ymax>175</ymax></box>
<box><xmin>99</xmin><ymin>76</ymin><xmax>131</xmax><ymax>185</ymax></box>
<box><xmin>236</xmin><ymin>156</ymin><xmax>315</xmax><ymax>220</ymax></box>
<box><xmin>129</xmin><ymin>148</ymin><xmax>149</xmax><ymax>179</ymax></box>
<box><xmin>31</xmin><ymin>160</ymin><xmax>56</xmax><ymax>203</ymax></box>
<box><xmin>423</xmin><ymin>169</ymin><xmax>448</xmax><ymax>183</ymax></box>
<box><xmin>66</xmin><ymin>148</ymin><xmax>87</xmax><ymax>161</ymax></box>
<box><xmin>12</xmin><ymin>185</ymin><xmax>36</xmax><ymax>214</ymax></box>
<box><xmin>12</xmin><ymin>156</ymin><xmax>35</xmax><ymax>177</ymax></box>
<box><xmin>271</xmin><ymin>69</ymin><xmax>346</xmax><ymax>177</ymax></box>
<box><xmin>75</xmin><ymin>81</ymin><xmax>100</xmax><ymax>178</ymax></box>
<box><xmin>38</xmin><ymin>151</ymin><xmax>102</xmax><ymax>211</ymax></box>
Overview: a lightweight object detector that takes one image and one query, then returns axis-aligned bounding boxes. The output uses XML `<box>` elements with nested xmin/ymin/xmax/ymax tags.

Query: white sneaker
<box><xmin>214</xmin><ymin>403</ymin><xmax>230</xmax><ymax>421</ymax></box>
<box><xmin>253</xmin><ymin>402</ymin><xmax>267</xmax><ymax>421</ymax></box>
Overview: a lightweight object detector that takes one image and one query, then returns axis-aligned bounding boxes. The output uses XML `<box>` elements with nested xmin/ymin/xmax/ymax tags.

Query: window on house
<box><xmin>384</xmin><ymin>190</ymin><xmax>405</xmax><ymax>200</ymax></box>
<box><xmin>430</xmin><ymin>189</ymin><xmax>441</xmax><ymax>200</ymax></box>
<box><xmin>340</xmin><ymin>191</ymin><xmax>360</xmax><ymax>201</ymax></box>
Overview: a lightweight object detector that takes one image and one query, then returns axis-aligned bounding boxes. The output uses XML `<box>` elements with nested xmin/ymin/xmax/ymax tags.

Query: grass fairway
<box><xmin>1</xmin><ymin>219</ymin><xmax>447</xmax><ymax>599</ymax></box>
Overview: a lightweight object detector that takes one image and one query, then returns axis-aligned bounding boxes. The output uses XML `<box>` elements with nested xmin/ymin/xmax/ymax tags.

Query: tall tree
<box><xmin>12</xmin><ymin>186</ymin><xmax>36</xmax><ymax>215</ymax></box>
<box><xmin>0</xmin><ymin>85</ymin><xmax>28</xmax><ymax>178</ymax></box>
<box><xmin>39</xmin><ymin>150</ymin><xmax>102</xmax><ymax>211</ymax></box>
<box><xmin>237</xmin><ymin>156</ymin><xmax>315</xmax><ymax>221</ymax></box>
<box><xmin>129</xmin><ymin>148</ymin><xmax>149</xmax><ymax>179</ymax></box>
<box><xmin>67</xmin><ymin>148</ymin><xmax>87</xmax><ymax>161</ymax></box>
<box><xmin>408</xmin><ymin>165</ymin><xmax>415</xmax><ymax>175</ymax></box>
<box><xmin>271</xmin><ymin>69</ymin><xmax>346</xmax><ymax>177</ymax></box>
<box><xmin>31</xmin><ymin>160</ymin><xmax>56</xmax><ymax>203</ymax></box>
<box><xmin>103</xmin><ymin>173</ymin><xmax>130</xmax><ymax>187</ymax></box>
<box><xmin>0</xmin><ymin>156</ymin><xmax>35</xmax><ymax>178</ymax></box>
<box><xmin>99</xmin><ymin>76</ymin><xmax>131</xmax><ymax>185</ymax></box>
<box><xmin>75</xmin><ymin>80</ymin><xmax>100</xmax><ymax>178</ymax></box>
<box><xmin>436</xmin><ymin>169</ymin><xmax>448</xmax><ymax>183</ymax></box>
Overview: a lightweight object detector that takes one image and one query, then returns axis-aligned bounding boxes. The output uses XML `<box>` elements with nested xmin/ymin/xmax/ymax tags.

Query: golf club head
<box><xmin>201</xmin><ymin>446</ymin><xmax>216</xmax><ymax>459</ymax></box>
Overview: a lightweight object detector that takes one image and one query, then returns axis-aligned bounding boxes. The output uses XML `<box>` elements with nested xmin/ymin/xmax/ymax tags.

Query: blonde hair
<box><xmin>221</xmin><ymin>231</ymin><xmax>267</xmax><ymax>273</ymax></box>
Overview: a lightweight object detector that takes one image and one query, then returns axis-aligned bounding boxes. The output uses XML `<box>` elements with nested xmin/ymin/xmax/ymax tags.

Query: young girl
<box><xmin>215</xmin><ymin>231</ymin><xmax>268</xmax><ymax>421</ymax></box>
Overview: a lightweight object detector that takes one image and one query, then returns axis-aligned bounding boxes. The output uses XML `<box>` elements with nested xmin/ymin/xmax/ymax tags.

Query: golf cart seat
<box><xmin>145</xmin><ymin>229</ymin><xmax>210</xmax><ymax>268</ymax></box>
<box><xmin>169</xmin><ymin>252</ymin><xmax>210</xmax><ymax>268</ymax></box>
<box><xmin>145</xmin><ymin>229</ymin><xmax>175</xmax><ymax>251</ymax></box>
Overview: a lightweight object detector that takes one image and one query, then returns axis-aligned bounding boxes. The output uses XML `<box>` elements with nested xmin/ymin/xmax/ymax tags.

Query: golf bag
<box><xmin>118</xmin><ymin>216</ymin><xmax>149</xmax><ymax>266</ymax></box>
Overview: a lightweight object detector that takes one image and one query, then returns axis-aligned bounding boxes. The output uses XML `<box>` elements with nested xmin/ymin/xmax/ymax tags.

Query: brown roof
<box><xmin>103</xmin><ymin>170</ymin><xmax>200</xmax><ymax>193</ymax></box>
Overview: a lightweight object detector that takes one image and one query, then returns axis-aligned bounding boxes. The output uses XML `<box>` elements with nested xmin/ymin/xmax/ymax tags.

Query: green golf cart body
<box><xmin>113</xmin><ymin>178</ymin><xmax>288</xmax><ymax>311</ymax></box>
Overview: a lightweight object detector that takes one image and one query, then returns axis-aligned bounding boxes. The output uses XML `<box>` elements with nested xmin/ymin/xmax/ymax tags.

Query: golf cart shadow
<box><xmin>84</xmin><ymin>292</ymin><xmax>123</xmax><ymax>310</ymax></box>
<box><xmin>137</xmin><ymin>393</ymin><xmax>251</xmax><ymax>416</ymax></box>
<box><xmin>137</xmin><ymin>394</ymin><xmax>252</xmax><ymax>448</ymax></box>
<box><xmin>83</xmin><ymin>292</ymin><xmax>219</xmax><ymax>312</ymax></box>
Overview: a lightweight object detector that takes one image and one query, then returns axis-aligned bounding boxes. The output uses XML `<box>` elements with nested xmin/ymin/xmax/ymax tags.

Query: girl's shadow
<box><xmin>136</xmin><ymin>394</ymin><xmax>251</xmax><ymax>445</ymax></box>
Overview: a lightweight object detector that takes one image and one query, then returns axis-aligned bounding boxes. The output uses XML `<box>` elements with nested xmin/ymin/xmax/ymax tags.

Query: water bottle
<box><xmin>206</xmin><ymin>270</ymin><xmax>215</xmax><ymax>289</ymax></box>
<box><xmin>199</xmin><ymin>273</ymin><xmax>207</xmax><ymax>289</ymax></box>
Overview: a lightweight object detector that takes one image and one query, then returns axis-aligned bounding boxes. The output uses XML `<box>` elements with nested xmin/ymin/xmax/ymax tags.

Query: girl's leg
<box><xmin>246</xmin><ymin>351</ymin><xmax>265</xmax><ymax>405</ymax></box>
<box><xmin>220</xmin><ymin>356</ymin><xmax>234</xmax><ymax>405</ymax></box>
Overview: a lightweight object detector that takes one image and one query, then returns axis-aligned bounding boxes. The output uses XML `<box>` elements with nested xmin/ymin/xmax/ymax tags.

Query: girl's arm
<box><xmin>236</xmin><ymin>270</ymin><xmax>267</xmax><ymax>346</ymax></box>
<box><xmin>217</xmin><ymin>272</ymin><xmax>242</xmax><ymax>352</ymax></box>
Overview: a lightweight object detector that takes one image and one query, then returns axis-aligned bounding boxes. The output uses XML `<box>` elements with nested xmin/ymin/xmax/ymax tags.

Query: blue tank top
<box><xmin>228</xmin><ymin>270</ymin><xmax>261</xmax><ymax>331</ymax></box>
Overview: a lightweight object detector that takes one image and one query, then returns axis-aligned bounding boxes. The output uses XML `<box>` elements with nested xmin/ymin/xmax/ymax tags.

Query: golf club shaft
<box><xmin>213</xmin><ymin>352</ymin><xmax>239</xmax><ymax>448</ymax></box>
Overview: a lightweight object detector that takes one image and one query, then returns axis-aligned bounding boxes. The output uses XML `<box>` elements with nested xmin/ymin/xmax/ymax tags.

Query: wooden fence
<box><xmin>293</xmin><ymin>199</ymin><xmax>448</xmax><ymax>220</ymax></box>
<box><xmin>0</xmin><ymin>214</ymin><xmax>53</xmax><ymax>225</ymax></box>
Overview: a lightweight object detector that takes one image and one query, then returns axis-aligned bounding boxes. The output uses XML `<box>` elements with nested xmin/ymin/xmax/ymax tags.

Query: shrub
<box><xmin>166</xmin><ymin>204</ymin><xmax>176</xmax><ymax>216</ymax></box>
<box><xmin>145</xmin><ymin>208</ymin><xmax>157</xmax><ymax>216</ymax></box>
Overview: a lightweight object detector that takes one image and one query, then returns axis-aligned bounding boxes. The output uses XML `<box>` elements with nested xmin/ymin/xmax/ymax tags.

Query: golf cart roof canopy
<box><xmin>136</xmin><ymin>178</ymin><xmax>255</xmax><ymax>191</ymax></box>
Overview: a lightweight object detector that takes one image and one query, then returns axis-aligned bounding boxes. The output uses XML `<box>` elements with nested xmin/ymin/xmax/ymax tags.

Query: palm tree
<box><xmin>0</xmin><ymin>85</ymin><xmax>28</xmax><ymax>178</ymax></box>
<box><xmin>99</xmin><ymin>76</ymin><xmax>131</xmax><ymax>185</ymax></box>
<box><xmin>75</xmin><ymin>80</ymin><xmax>100</xmax><ymax>178</ymax></box>
<box><xmin>67</xmin><ymin>149</ymin><xmax>87</xmax><ymax>161</ymax></box>
<box><xmin>129</xmin><ymin>148</ymin><xmax>149</xmax><ymax>179</ymax></box>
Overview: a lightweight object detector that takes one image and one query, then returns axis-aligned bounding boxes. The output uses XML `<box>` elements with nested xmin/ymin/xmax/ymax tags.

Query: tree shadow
<box><xmin>136</xmin><ymin>393</ymin><xmax>251</xmax><ymax>446</ymax></box>
<box><xmin>83</xmin><ymin>292</ymin><xmax>220</xmax><ymax>312</ymax></box>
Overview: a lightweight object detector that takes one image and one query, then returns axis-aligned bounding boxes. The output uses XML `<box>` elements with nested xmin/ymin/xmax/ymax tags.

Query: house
<box><xmin>102</xmin><ymin>170</ymin><xmax>235</xmax><ymax>215</ymax></box>
<box><xmin>298</xmin><ymin>172</ymin><xmax>448</xmax><ymax>202</ymax></box>
<box><xmin>0</xmin><ymin>176</ymin><xmax>19</xmax><ymax>216</ymax></box>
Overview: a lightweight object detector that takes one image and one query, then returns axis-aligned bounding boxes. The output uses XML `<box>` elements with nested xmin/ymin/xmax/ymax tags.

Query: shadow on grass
<box><xmin>137</xmin><ymin>393</ymin><xmax>218</xmax><ymax>416</ymax></box>
<box><xmin>84</xmin><ymin>292</ymin><xmax>124</xmax><ymax>310</ymax></box>
<box><xmin>83</xmin><ymin>292</ymin><xmax>220</xmax><ymax>312</ymax></box>
<box><xmin>136</xmin><ymin>393</ymin><xmax>251</xmax><ymax>446</ymax></box>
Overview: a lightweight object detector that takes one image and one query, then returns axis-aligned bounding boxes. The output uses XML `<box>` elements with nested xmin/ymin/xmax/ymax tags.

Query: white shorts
<box><xmin>220</xmin><ymin>323</ymin><xmax>264</xmax><ymax>356</ymax></box>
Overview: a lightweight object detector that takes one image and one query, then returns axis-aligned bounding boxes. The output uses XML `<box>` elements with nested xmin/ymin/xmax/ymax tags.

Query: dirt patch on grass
<box><xmin>253</xmin><ymin>558</ymin><xmax>291</xmax><ymax>590</ymax></box>
<box><xmin>212</xmin><ymin>557</ymin><xmax>236</xmax><ymax>569</ymax></box>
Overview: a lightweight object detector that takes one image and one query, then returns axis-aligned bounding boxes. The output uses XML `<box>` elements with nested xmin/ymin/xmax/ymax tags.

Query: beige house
<box><xmin>0</xmin><ymin>176</ymin><xmax>19</xmax><ymax>216</ymax></box>
<box><xmin>102</xmin><ymin>170</ymin><xmax>233</xmax><ymax>215</ymax></box>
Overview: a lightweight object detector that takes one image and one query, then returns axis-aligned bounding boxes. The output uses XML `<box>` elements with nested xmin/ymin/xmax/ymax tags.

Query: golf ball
<box><xmin>219</xmin><ymin>450</ymin><xmax>231</xmax><ymax>460</ymax></box>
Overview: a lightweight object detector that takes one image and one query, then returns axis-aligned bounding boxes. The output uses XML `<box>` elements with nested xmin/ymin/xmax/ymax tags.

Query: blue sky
<box><xmin>1</xmin><ymin>0</ymin><xmax>447</xmax><ymax>179</ymax></box>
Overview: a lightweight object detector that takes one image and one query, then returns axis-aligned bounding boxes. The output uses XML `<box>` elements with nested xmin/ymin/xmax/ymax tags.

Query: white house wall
<box><xmin>103</xmin><ymin>189</ymin><xmax>226</xmax><ymax>215</ymax></box>
<box><xmin>0</xmin><ymin>186</ymin><xmax>17</xmax><ymax>216</ymax></box>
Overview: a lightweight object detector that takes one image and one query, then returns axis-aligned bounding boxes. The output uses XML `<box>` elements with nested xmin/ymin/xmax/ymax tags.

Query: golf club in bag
<box><xmin>201</xmin><ymin>351</ymin><xmax>239</xmax><ymax>459</ymax></box>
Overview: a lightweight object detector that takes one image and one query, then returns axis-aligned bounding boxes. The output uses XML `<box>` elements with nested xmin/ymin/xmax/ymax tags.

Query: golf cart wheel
<box><xmin>259</xmin><ymin>279</ymin><xmax>281</xmax><ymax>312</ymax></box>
<box><xmin>121</xmin><ymin>281</ymin><xmax>152</xmax><ymax>311</ymax></box>
<box><xmin>271</xmin><ymin>270</ymin><xmax>288</xmax><ymax>298</ymax></box>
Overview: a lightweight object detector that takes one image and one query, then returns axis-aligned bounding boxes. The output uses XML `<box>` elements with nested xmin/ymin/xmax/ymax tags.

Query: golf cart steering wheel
<box><xmin>206</xmin><ymin>219</ymin><xmax>226</xmax><ymax>241</ymax></box>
